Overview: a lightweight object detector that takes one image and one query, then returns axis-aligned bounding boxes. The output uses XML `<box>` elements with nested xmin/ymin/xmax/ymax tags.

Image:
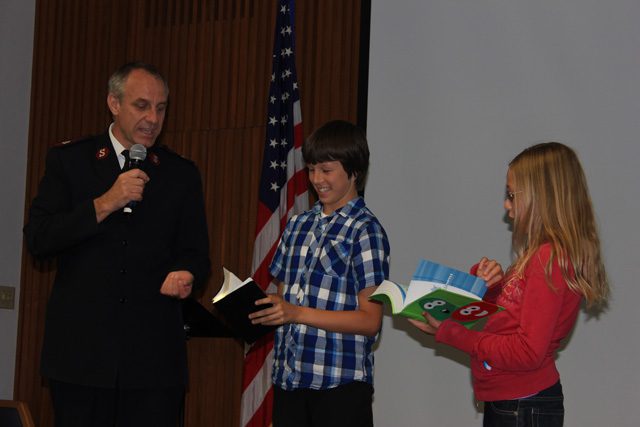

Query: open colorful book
<box><xmin>370</xmin><ymin>259</ymin><xmax>502</xmax><ymax>329</ymax></box>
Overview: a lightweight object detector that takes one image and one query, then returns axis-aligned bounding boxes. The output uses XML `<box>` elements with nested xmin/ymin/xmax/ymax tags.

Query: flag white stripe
<box><xmin>251</xmin><ymin>209</ymin><xmax>282</xmax><ymax>273</ymax></box>
<box><xmin>293</xmin><ymin>100</ymin><xmax>302</xmax><ymax>125</ymax></box>
<box><xmin>240</xmin><ymin>348</ymin><xmax>275</xmax><ymax>425</ymax></box>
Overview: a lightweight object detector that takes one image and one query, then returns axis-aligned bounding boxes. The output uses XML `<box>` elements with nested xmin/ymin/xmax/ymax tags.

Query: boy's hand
<box><xmin>476</xmin><ymin>257</ymin><xmax>504</xmax><ymax>287</ymax></box>
<box><xmin>249</xmin><ymin>294</ymin><xmax>298</xmax><ymax>326</ymax></box>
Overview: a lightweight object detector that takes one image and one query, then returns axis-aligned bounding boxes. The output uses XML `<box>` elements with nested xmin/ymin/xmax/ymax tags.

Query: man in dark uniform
<box><xmin>24</xmin><ymin>62</ymin><xmax>211</xmax><ymax>427</ymax></box>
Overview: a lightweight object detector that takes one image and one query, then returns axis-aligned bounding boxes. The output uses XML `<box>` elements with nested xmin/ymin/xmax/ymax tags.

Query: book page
<box><xmin>412</xmin><ymin>259</ymin><xmax>487</xmax><ymax>298</ymax></box>
<box><xmin>406</xmin><ymin>279</ymin><xmax>480</xmax><ymax>305</ymax></box>
<box><xmin>212</xmin><ymin>268</ymin><xmax>253</xmax><ymax>303</ymax></box>
<box><xmin>370</xmin><ymin>280</ymin><xmax>408</xmax><ymax>314</ymax></box>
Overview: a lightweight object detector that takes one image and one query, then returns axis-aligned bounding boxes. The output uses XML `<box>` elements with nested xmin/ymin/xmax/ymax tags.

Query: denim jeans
<box><xmin>483</xmin><ymin>381</ymin><xmax>564</xmax><ymax>427</ymax></box>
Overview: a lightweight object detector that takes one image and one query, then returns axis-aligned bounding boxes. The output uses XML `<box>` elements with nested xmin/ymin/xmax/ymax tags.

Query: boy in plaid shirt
<box><xmin>250</xmin><ymin>120</ymin><xmax>390</xmax><ymax>427</ymax></box>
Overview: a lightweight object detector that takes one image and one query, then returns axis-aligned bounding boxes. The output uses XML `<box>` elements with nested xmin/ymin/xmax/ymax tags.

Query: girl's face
<box><xmin>504</xmin><ymin>168</ymin><xmax>517</xmax><ymax>220</ymax></box>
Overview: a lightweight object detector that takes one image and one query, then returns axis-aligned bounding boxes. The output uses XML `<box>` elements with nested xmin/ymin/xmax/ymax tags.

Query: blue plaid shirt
<box><xmin>270</xmin><ymin>197</ymin><xmax>390</xmax><ymax>390</ymax></box>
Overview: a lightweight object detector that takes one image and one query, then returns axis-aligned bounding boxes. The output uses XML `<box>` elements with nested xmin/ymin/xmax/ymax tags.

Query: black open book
<box><xmin>182</xmin><ymin>297</ymin><xmax>234</xmax><ymax>339</ymax></box>
<box><xmin>212</xmin><ymin>268</ymin><xmax>276</xmax><ymax>344</ymax></box>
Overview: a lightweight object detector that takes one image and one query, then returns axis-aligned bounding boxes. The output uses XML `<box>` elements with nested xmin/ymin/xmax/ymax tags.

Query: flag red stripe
<box><xmin>252</xmin><ymin>242</ymin><xmax>279</xmax><ymax>290</ymax></box>
<box><xmin>293</xmin><ymin>168</ymin><xmax>307</xmax><ymax>197</ymax></box>
<box><xmin>255</xmin><ymin>201</ymin><xmax>276</xmax><ymax>239</ymax></box>
<box><xmin>293</xmin><ymin>122</ymin><xmax>304</xmax><ymax>148</ymax></box>
<box><xmin>241</xmin><ymin>333</ymin><xmax>275</xmax><ymax>389</ymax></box>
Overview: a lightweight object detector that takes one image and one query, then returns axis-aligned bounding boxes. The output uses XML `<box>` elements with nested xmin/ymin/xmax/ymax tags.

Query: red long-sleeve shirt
<box><xmin>436</xmin><ymin>244</ymin><xmax>582</xmax><ymax>401</ymax></box>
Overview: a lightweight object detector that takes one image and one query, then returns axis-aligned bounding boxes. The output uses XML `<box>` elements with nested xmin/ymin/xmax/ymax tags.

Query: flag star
<box><xmin>269</xmin><ymin>116</ymin><xmax>278</xmax><ymax>126</ymax></box>
<box><xmin>270</xmin><ymin>182</ymin><xmax>280</xmax><ymax>192</ymax></box>
<box><xmin>283</xmin><ymin>47</ymin><xmax>293</xmax><ymax>57</ymax></box>
<box><xmin>281</xmin><ymin>138</ymin><xmax>288</xmax><ymax>146</ymax></box>
<box><xmin>270</xmin><ymin>139</ymin><xmax>279</xmax><ymax>148</ymax></box>
<box><xmin>270</xmin><ymin>95</ymin><xmax>276</xmax><ymax>104</ymax></box>
<box><xmin>270</xmin><ymin>160</ymin><xmax>279</xmax><ymax>169</ymax></box>
<box><xmin>280</xmin><ymin>26</ymin><xmax>291</xmax><ymax>37</ymax></box>
<box><xmin>280</xmin><ymin>161</ymin><xmax>287</xmax><ymax>169</ymax></box>
<box><xmin>293</xmin><ymin>82</ymin><xmax>298</xmax><ymax>90</ymax></box>
<box><xmin>283</xmin><ymin>69</ymin><xmax>292</xmax><ymax>78</ymax></box>
<box><xmin>280</xmin><ymin>5</ymin><xmax>287</xmax><ymax>14</ymax></box>
<box><xmin>271</xmin><ymin>73</ymin><xmax>275</xmax><ymax>82</ymax></box>
<box><xmin>280</xmin><ymin>115</ymin><xmax>288</xmax><ymax>125</ymax></box>
<box><xmin>281</xmin><ymin>92</ymin><xmax>290</xmax><ymax>101</ymax></box>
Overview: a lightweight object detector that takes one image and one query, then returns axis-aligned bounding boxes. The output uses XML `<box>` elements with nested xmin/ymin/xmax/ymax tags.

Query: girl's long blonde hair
<box><xmin>508</xmin><ymin>142</ymin><xmax>609</xmax><ymax>307</ymax></box>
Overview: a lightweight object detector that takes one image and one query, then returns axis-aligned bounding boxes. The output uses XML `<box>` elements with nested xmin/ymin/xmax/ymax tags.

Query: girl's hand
<box><xmin>408</xmin><ymin>311</ymin><xmax>442</xmax><ymax>335</ymax></box>
<box><xmin>248</xmin><ymin>294</ymin><xmax>298</xmax><ymax>326</ymax></box>
<box><xmin>476</xmin><ymin>257</ymin><xmax>504</xmax><ymax>287</ymax></box>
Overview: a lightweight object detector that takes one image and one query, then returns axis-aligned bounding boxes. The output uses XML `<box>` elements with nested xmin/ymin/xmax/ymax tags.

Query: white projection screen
<box><xmin>366</xmin><ymin>1</ymin><xmax>640</xmax><ymax>426</ymax></box>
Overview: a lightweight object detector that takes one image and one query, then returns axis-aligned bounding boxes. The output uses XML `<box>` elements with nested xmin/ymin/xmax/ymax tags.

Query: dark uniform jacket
<box><xmin>24</xmin><ymin>132</ymin><xmax>211</xmax><ymax>389</ymax></box>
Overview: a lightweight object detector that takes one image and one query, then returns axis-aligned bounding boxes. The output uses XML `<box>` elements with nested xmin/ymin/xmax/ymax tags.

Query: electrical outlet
<box><xmin>0</xmin><ymin>286</ymin><xmax>15</xmax><ymax>310</ymax></box>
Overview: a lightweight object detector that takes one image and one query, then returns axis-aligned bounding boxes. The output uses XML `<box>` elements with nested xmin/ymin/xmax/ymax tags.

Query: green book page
<box><xmin>400</xmin><ymin>288</ymin><xmax>502</xmax><ymax>329</ymax></box>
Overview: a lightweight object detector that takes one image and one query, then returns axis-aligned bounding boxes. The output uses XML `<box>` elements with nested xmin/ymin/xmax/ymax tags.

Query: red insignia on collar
<box><xmin>149</xmin><ymin>152</ymin><xmax>160</xmax><ymax>165</ymax></box>
<box><xmin>96</xmin><ymin>147</ymin><xmax>110</xmax><ymax>159</ymax></box>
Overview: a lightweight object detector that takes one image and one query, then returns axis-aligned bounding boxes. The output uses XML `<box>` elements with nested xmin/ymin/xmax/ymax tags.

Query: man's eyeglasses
<box><xmin>506</xmin><ymin>190</ymin><xmax>522</xmax><ymax>201</ymax></box>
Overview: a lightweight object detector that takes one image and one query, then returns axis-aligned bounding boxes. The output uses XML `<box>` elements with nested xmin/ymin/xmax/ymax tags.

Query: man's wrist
<box><xmin>93</xmin><ymin>195</ymin><xmax>114</xmax><ymax>223</ymax></box>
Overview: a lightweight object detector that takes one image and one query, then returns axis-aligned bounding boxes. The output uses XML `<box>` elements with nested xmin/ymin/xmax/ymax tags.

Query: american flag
<box><xmin>240</xmin><ymin>1</ymin><xmax>308</xmax><ymax>425</ymax></box>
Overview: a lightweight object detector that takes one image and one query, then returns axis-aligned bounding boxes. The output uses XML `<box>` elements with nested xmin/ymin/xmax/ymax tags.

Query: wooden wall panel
<box><xmin>297</xmin><ymin>0</ymin><xmax>362</xmax><ymax>127</ymax></box>
<box><xmin>17</xmin><ymin>1</ymin><xmax>366</xmax><ymax>426</ymax></box>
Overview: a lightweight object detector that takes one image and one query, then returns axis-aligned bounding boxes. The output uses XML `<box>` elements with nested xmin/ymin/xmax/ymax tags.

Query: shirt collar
<box><xmin>108</xmin><ymin>123</ymin><xmax>127</xmax><ymax>157</ymax></box>
<box><xmin>314</xmin><ymin>196</ymin><xmax>365</xmax><ymax>219</ymax></box>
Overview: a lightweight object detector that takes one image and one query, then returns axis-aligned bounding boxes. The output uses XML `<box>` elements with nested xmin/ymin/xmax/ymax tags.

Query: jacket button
<box><xmin>119</xmin><ymin>297</ymin><xmax>127</xmax><ymax>303</ymax></box>
<box><xmin>120</xmin><ymin>268</ymin><xmax>126</xmax><ymax>274</ymax></box>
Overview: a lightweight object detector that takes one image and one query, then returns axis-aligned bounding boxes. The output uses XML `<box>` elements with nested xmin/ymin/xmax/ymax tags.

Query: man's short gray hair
<box><xmin>107</xmin><ymin>61</ymin><xmax>169</xmax><ymax>100</ymax></box>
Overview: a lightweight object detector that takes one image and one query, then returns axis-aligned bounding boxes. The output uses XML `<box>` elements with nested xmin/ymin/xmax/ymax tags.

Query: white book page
<box><xmin>405</xmin><ymin>279</ymin><xmax>479</xmax><ymax>306</ymax></box>
<box><xmin>372</xmin><ymin>280</ymin><xmax>408</xmax><ymax>313</ymax></box>
<box><xmin>212</xmin><ymin>268</ymin><xmax>252</xmax><ymax>303</ymax></box>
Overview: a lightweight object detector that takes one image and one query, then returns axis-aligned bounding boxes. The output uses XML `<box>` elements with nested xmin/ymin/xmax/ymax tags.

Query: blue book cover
<box><xmin>412</xmin><ymin>259</ymin><xmax>487</xmax><ymax>298</ymax></box>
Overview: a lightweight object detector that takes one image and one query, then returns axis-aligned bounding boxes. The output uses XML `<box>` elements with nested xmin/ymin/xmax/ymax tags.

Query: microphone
<box><xmin>123</xmin><ymin>144</ymin><xmax>147</xmax><ymax>214</ymax></box>
<box><xmin>127</xmin><ymin>143</ymin><xmax>147</xmax><ymax>170</ymax></box>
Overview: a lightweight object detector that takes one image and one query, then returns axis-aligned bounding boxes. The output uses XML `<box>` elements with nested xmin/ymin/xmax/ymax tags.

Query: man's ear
<box><xmin>107</xmin><ymin>93</ymin><xmax>120</xmax><ymax>116</ymax></box>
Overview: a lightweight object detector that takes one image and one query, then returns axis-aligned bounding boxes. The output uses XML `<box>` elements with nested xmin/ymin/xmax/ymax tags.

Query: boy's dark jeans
<box><xmin>483</xmin><ymin>381</ymin><xmax>564</xmax><ymax>427</ymax></box>
<box><xmin>273</xmin><ymin>381</ymin><xmax>373</xmax><ymax>427</ymax></box>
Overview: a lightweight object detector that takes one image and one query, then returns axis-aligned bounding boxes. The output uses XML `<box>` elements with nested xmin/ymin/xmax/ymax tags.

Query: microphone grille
<box><xmin>129</xmin><ymin>144</ymin><xmax>147</xmax><ymax>162</ymax></box>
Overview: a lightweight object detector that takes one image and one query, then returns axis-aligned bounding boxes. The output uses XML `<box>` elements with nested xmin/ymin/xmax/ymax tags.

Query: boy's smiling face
<box><xmin>307</xmin><ymin>160</ymin><xmax>358</xmax><ymax>215</ymax></box>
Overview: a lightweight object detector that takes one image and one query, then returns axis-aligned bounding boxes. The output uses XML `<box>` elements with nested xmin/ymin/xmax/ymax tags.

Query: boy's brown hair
<box><xmin>302</xmin><ymin>120</ymin><xmax>370</xmax><ymax>191</ymax></box>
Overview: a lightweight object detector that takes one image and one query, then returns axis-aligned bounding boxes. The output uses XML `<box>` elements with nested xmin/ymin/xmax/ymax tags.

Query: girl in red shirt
<box><xmin>410</xmin><ymin>142</ymin><xmax>609</xmax><ymax>427</ymax></box>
